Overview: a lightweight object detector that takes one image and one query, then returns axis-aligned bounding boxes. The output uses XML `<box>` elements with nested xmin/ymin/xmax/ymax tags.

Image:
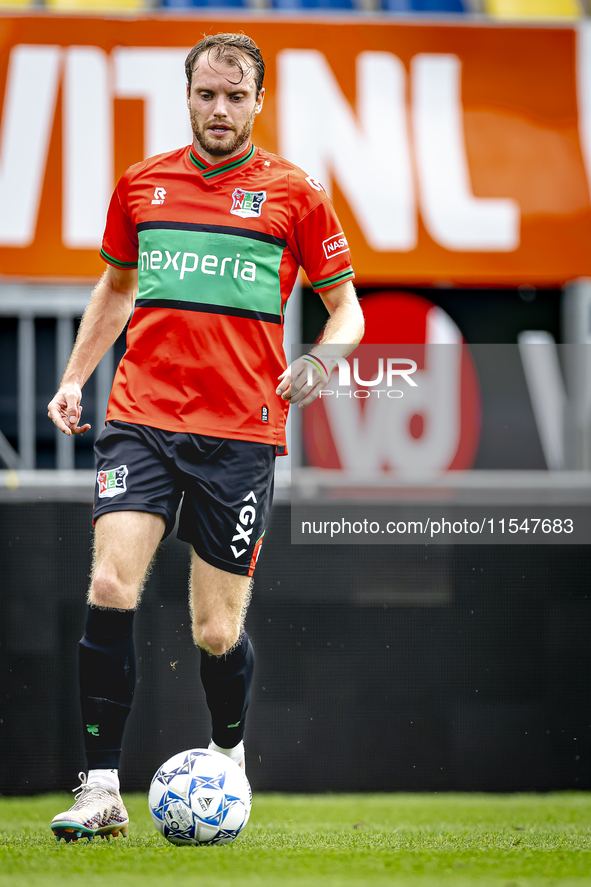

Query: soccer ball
<box><xmin>148</xmin><ymin>748</ymin><xmax>252</xmax><ymax>845</ymax></box>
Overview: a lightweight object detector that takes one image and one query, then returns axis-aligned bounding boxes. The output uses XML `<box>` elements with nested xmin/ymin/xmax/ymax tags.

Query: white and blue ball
<box><xmin>148</xmin><ymin>748</ymin><xmax>252</xmax><ymax>845</ymax></box>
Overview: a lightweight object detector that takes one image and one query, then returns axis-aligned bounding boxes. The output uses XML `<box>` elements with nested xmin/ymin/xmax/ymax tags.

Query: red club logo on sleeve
<box><xmin>322</xmin><ymin>233</ymin><xmax>349</xmax><ymax>260</ymax></box>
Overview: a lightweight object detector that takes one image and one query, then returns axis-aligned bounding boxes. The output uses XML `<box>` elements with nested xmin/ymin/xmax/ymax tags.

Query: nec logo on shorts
<box><xmin>323</xmin><ymin>232</ymin><xmax>349</xmax><ymax>260</ymax></box>
<box><xmin>230</xmin><ymin>189</ymin><xmax>266</xmax><ymax>219</ymax></box>
<box><xmin>97</xmin><ymin>465</ymin><xmax>128</xmax><ymax>498</ymax></box>
<box><xmin>231</xmin><ymin>491</ymin><xmax>258</xmax><ymax>559</ymax></box>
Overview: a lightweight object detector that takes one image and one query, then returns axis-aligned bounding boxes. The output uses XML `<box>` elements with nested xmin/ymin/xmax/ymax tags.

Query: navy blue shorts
<box><xmin>93</xmin><ymin>421</ymin><xmax>275</xmax><ymax>576</ymax></box>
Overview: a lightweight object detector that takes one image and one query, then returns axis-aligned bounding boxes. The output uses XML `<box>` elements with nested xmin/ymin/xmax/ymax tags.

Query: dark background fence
<box><xmin>1</xmin><ymin>500</ymin><xmax>589</xmax><ymax>795</ymax></box>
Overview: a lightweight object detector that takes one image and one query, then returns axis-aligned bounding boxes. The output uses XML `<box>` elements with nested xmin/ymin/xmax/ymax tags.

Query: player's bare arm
<box><xmin>47</xmin><ymin>265</ymin><xmax>137</xmax><ymax>436</ymax></box>
<box><xmin>276</xmin><ymin>280</ymin><xmax>364</xmax><ymax>408</ymax></box>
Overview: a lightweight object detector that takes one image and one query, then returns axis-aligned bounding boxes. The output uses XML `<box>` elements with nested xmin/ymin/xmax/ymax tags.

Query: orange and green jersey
<box><xmin>101</xmin><ymin>141</ymin><xmax>355</xmax><ymax>447</ymax></box>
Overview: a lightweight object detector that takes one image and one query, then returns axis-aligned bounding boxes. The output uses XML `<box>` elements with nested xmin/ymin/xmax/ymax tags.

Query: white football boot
<box><xmin>50</xmin><ymin>772</ymin><xmax>129</xmax><ymax>842</ymax></box>
<box><xmin>208</xmin><ymin>739</ymin><xmax>245</xmax><ymax>773</ymax></box>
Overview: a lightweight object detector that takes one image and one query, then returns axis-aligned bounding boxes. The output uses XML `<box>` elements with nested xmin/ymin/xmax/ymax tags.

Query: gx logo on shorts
<box><xmin>230</xmin><ymin>491</ymin><xmax>267</xmax><ymax>578</ymax></box>
<box><xmin>93</xmin><ymin>421</ymin><xmax>275</xmax><ymax>576</ymax></box>
<box><xmin>231</xmin><ymin>491</ymin><xmax>258</xmax><ymax>558</ymax></box>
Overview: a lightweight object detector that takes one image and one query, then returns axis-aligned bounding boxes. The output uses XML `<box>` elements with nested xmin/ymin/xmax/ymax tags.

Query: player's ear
<box><xmin>255</xmin><ymin>87</ymin><xmax>265</xmax><ymax>114</ymax></box>
<box><xmin>186</xmin><ymin>84</ymin><xmax>190</xmax><ymax>108</ymax></box>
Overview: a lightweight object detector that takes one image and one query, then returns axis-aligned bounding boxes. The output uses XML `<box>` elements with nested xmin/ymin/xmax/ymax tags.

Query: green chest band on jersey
<box><xmin>135</xmin><ymin>222</ymin><xmax>286</xmax><ymax>324</ymax></box>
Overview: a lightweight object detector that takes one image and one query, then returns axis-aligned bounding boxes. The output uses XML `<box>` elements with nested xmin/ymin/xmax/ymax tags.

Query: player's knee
<box><xmin>194</xmin><ymin>621</ymin><xmax>239</xmax><ymax>656</ymax></box>
<box><xmin>90</xmin><ymin>568</ymin><xmax>135</xmax><ymax>610</ymax></box>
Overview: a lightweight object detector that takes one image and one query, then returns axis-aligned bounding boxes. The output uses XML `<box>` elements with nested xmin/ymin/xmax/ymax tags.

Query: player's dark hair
<box><xmin>185</xmin><ymin>34</ymin><xmax>265</xmax><ymax>97</ymax></box>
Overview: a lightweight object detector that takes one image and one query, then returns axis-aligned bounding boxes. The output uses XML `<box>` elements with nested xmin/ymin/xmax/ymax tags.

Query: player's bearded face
<box><xmin>188</xmin><ymin>54</ymin><xmax>263</xmax><ymax>161</ymax></box>
<box><xmin>190</xmin><ymin>104</ymin><xmax>256</xmax><ymax>158</ymax></box>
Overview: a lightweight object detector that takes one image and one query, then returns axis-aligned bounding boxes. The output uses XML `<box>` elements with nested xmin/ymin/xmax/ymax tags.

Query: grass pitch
<box><xmin>0</xmin><ymin>792</ymin><xmax>590</xmax><ymax>886</ymax></box>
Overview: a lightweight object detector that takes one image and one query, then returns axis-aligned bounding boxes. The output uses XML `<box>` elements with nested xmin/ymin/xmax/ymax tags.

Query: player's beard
<box><xmin>190</xmin><ymin>107</ymin><xmax>256</xmax><ymax>158</ymax></box>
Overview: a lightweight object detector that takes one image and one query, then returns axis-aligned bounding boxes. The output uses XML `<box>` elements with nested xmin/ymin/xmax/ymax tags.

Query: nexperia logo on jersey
<box><xmin>140</xmin><ymin>249</ymin><xmax>257</xmax><ymax>282</ymax></box>
<box><xmin>136</xmin><ymin>226</ymin><xmax>285</xmax><ymax>320</ymax></box>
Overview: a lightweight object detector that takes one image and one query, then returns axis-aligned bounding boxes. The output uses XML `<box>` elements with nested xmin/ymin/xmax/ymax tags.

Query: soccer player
<box><xmin>47</xmin><ymin>33</ymin><xmax>363</xmax><ymax>841</ymax></box>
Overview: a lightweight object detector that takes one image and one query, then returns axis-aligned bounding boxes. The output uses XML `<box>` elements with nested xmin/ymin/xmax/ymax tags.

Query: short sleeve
<box><xmin>288</xmin><ymin>195</ymin><xmax>355</xmax><ymax>292</ymax></box>
<box><xmin>100</xmin><ymin>174</ymin><xmax>139</xmax><ymax>270</ymax></box>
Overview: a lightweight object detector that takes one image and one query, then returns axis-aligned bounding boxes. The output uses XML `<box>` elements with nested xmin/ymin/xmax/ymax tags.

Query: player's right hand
<box><xmin>47</xmin><ymin>382</ymin><xmax>91</xmax><ymax>436</ymax></box>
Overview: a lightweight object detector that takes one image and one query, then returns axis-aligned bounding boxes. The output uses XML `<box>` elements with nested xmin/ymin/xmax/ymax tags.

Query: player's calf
<box><xmin>200</xmin><ymin>632</ymin><xmax>254</xmax><ymax>753</ymax></box>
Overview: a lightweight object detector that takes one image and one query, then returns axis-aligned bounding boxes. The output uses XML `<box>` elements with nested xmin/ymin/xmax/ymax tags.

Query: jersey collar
<box><xmin>189</xmin><ymin>142</ymin><xmax>256</xmax><ymax>180</ymax></box>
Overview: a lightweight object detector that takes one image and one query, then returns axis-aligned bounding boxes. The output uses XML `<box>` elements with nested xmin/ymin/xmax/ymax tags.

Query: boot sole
<box><xmin>51</xmin><ymin>821</ymin><xmax>129</xmax><ymax>842</ymax></box>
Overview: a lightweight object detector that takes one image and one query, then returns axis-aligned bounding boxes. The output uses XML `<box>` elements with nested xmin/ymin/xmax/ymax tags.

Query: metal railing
<box><xmin>0</xmin><ymin>284</ymin><xmax>115</xmax><ymax>470</ymax></box>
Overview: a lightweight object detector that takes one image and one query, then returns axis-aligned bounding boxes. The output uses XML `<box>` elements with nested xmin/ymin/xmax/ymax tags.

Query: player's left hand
<box><xmin>276</xmin><ymin>353</ymin><xmax>334</xmax><ymax>409</ymax></box>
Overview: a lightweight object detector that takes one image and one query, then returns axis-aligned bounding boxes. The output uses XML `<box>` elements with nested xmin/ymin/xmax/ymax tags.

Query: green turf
<box><xmin>0</xmin><ymin>792</ymin><xmax>590</xmax><ymax>886</ymax></box>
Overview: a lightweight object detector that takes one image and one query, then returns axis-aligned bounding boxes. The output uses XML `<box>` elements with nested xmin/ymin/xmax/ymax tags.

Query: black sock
<box><xmin>79</xmin><ymin>606</ymin><xmax>136</xmax><ymax>770</ymax></box>
<box><xmin>200</xmin><ymin>632</ymin><xmax>254</xmax><ymax>749</ymax></box>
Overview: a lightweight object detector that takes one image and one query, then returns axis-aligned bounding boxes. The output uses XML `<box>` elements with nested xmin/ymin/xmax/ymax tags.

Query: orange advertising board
<box><xmin>1</xmin><ymin>14</ymin><xmax>591</xmax><ymax>285</ymax></box>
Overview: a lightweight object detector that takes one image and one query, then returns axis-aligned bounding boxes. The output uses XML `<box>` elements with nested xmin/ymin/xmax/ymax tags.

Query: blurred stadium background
<box><xmin>1</xmin><ymin>4</ymin><xmax>591</xmax><ymax>796</ymax></box>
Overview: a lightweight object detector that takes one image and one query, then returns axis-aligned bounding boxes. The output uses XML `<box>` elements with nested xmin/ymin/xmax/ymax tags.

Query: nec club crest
<box><xmin>231</xmin><ymin>189</ymin><xmax>266</xmax><ymax>219</ymax></box>
<box><xmin>97</xmin><ymin>464</ymin><xmax>128</xmax><ymax>498</ymax></box>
